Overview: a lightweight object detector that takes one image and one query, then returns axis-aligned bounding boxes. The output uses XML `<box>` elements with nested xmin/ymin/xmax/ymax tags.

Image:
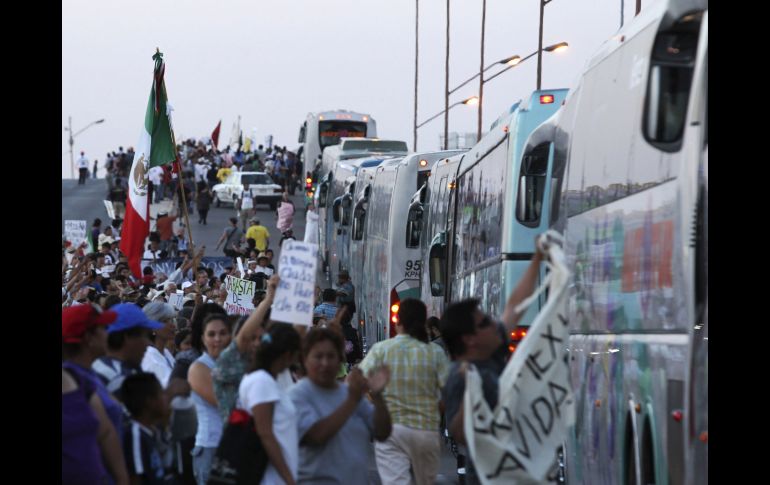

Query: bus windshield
<box><xmin>319</xmin><ymin>121</ymin><xmax>368</xmax><ymax>149</ymax></box>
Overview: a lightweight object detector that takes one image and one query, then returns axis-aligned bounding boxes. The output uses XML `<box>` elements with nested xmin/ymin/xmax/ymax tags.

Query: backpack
<box><xmin>342</xmin><ymin>325</ymin><xmax>362</xmax><ymax>364</ymax></box>
<box><xmin>206</xmin><ymin>409</ymin><xmax>268</xmax><ymax>485</ymax></box>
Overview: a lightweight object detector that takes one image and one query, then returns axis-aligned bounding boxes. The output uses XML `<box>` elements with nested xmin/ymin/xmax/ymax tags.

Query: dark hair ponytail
<box><xmin>250</xmin><ymin>323</ymin><xmax>300</xmax><ymax>373</ymax></box>
<box><xmin>398</xmin><ymin>298</ymin><xmax>429</xmax><ymax>343</ymax></box>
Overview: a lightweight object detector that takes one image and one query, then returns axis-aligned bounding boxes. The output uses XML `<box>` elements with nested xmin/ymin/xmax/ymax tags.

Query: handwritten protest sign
<box><xmin>168</xmin><ymin>293</ymin><xmax>184</xmax><ymax>310</ymax></box>
<box><xmin>65</xmin><ymin>220</ymin><xmax>88</xmax><ymax>251</ymax></box>
<box><xmin>464</xmin><ymin>238</ymin><xmax>574</xmax><ymax>484</ymax></box>
<box><xmin>223</xmin><ymin>275</ymin><xmax>256</xmax><ymax>316</ymax></box>
<box><xmin>271</xmin><ymin>240</ymin><xmax>318</xmax><ymax>326</ymax></box>
<box><xmin>103</xmin><ymin>200</ymin><xmax>116</xmax><ymax>219</ymax></box>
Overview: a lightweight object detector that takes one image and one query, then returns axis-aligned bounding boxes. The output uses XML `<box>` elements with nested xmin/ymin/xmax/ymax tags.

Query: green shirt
<box><xmin>359</xmin><ymin>334</ymin><xmax>449</xmax><ymax>431</ymax></box>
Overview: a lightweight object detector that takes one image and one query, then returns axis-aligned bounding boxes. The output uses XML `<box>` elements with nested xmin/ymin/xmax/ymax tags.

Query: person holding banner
<box><xmin>440</xmin><ymin>244</ymin><xmax>545</xmax><ymax>485</ymax></box>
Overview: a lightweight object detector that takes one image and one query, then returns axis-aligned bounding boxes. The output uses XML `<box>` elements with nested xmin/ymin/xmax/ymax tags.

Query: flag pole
<box><xmin>171</xmin><ymin>134</ymin><xmax>196</xmax><ymax>254</ymax></box>
<box><xmin>156</xmin><ymin>46</ymin><xmax>195</xmax><ymax>254</ymax></box>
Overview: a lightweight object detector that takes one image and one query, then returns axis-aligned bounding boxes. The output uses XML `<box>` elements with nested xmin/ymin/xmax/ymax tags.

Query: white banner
<box><xmin>271</xmin><ymin>240</ymin><xmax>318</xmax><ymax>326</ymax></box>
<box><xmin>464</xmin><ymin>240</ymin><xmax>574</xmax><ymax>484</ymax></box>
<box><xmin>64</xmin><ymin>220</ymin><xmax>88</xmax><ymax>250</ymax></box>
<box><xmin>223</xmin><ymin>275</ymin><xmax>256</xmax><ymax>316</ymax></box>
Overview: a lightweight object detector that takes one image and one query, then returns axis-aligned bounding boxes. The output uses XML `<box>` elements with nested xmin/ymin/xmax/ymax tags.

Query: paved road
<box><xmin>62</xmin><ymin>178</ymin><xmax>311</xmax><ymax>259</ymax></box>
<box><xmin>62</xmin><ymin>177</ymin><xmax>460</xmax><ymax>484</ymax></box>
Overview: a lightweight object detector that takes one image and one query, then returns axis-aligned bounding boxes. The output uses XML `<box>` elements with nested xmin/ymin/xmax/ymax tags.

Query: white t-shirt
<box><xmin>238</xmin><ymin>370</ymin><xmax>298</xmax><ymax>484</ymax></box>
<box><xmin>241</xmin><ymin>188</ymin><xmax>254</xmax><ymax>210</ymax></box>
<box><xmin>77</xmin><ymin>156</ymin><xmax>89</xmax><ymax>169</ymax></box>
<box><xmin>141</xmin><ymin>346</ymin><xmax>176</xmax><ymax>388</ymax></box>
<box><xmin>148</xmin><ymin>166</ymin><xmax>164</xmax><ymax>185</ymax></box>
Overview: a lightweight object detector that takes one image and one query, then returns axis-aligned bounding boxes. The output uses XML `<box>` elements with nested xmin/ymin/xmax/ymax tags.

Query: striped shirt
<box><xmin>359</xmin><ymin>334</ymin><xmax>449</xmax><ymax>431</ymax></box>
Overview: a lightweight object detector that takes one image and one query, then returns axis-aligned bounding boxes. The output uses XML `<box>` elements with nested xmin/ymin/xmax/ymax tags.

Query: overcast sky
<box><xmin>62</xmin><ymin>0</ymin><xmax>650</xmax><ymax>178</ymax></box>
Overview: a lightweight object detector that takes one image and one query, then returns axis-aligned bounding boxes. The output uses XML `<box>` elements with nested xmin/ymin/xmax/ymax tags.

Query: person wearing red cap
<box><xmin>62</xmin><ymin>304</ymin><xmax>130</xmax><ymax>485</ymax></box>
<box><xmin>63</xmin><ymin>305</ymin><xmax>126</xmax><ymax>438</ymax></box>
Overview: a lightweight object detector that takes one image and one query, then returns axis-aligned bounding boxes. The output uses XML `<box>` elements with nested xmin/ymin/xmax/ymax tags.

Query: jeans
<box><xmin>191</xmin><ymin>445</ymin><xmax>217</xmax><ymax>485</ymax></box>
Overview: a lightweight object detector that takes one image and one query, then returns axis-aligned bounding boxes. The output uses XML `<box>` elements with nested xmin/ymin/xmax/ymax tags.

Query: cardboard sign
<box><xmin>103</xmin><ymin>200</ymin><xmax>116</xmax><ymax>219</ymax></box>
<box><xmin>168</xmin><ymin>293</ymin><xmax>184</xmax><ymax>310</ymax></box>
<box><xmin>223</xmin><ymin>275</ymin><xmax>256</xmax><ymax>316</ymax></box>
<box><xmin>271</xmin><ymin>240</ymin><xmax>318</xmax><ymax>326</ymax></box>
<box><xmin>64</xmin><ymin>220</ymin><xmax>88</xmax><ymax>251</ymax></box>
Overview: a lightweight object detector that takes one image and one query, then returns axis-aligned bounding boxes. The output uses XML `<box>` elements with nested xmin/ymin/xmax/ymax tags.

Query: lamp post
<box><xmin>537</xmin><ymin>0</ymin><xmax>554</xmax><ymax>90</ymax></box>
<box><xmin>443</xmin><ymin>0</ymin><xmax>450</xmax><ymax>149</ymax></box>
<box><xmin>416</xmin><ymin>96</ymin><xmax>478</xmax><ymax>131</ymax></box>
<box><xmin>478</xmin><ymin>0</ymin><xmax>487</xmax><ymax>145</ymax></box>
<box><xmin>65</xmin><ymin>117</ymin><xmax>105</xmax><ymax>179</ymax></box>
<box><xmin>413</xmin><ymin>0</ymin><xmax>419</xmax><ymax>151</ymax></box>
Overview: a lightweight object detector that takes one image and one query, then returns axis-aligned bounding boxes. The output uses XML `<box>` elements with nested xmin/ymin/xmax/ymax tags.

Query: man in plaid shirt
<box><xmin>359</xmin><ymin>299</ymin><xmax>449</xmax><ymax>485</ymax></box>
<box><xmin>312</xmin><ymin>288</ymin><xmax>339</xmax><ymax>320</ymax></box>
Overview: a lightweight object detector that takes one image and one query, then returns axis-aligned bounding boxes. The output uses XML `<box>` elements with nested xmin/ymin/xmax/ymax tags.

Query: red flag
<box><xmin>211</xmin><ymin>120</ymin><xmax>222</xmax><ymax>149</ymax></box>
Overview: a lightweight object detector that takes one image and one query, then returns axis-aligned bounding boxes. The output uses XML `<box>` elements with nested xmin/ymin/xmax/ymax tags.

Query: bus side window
<box><xmin>516</xmin><ymin>143</ymin><xmax>550</xmax><ymax>227</ymax></box>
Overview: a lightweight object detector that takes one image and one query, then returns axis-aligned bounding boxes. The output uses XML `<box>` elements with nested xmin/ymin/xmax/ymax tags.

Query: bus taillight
<box><xmin>389</xmin><ymin>289</ymin><xmax>400</xmax><ymax>337</ymax></box>
<box><xmin>509</xmin><ymin>327</ymin><xmax>528</xmax><ymax>353</ymax></box>
<box><xmin>540</xmin><ymin>94</ymin><xmax>555</xmax><ymax>104</ymax></box>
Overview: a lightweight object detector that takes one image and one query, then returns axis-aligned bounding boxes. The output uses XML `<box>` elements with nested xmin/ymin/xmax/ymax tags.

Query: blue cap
<box><xmin>108</xmin><ymin>303</ymin><xmax>164</xmax><ymax>334</ymax></box>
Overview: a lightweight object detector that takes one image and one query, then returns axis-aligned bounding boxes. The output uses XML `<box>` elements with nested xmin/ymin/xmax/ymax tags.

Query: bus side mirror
<box><xmin>318</xmin><ymin>182</ymin><xmax>328</xmax><ymax>207</ymax></box>
<box><xmin>428</xmin><ymin>242</ymin><xmax>446</xmax><ymax>297</ymax></box>
<box><xmin>405</xmin><ymin>202</ymin><xmax>423</xmax><ymax>248</ymax></box>
<box><xmin>352</xmin><ymin>200</ymin><xmax>366</xmax><ymax>241</ymax></box>
<box><xmin>332</xmin><ymin>197</ymin><xmax>342</xmax><ymax>223</ymax></box>
<box><xmin>341</xmin><ymin>195</ymin><xmax>352</xmax><ymax>227</ymax></box>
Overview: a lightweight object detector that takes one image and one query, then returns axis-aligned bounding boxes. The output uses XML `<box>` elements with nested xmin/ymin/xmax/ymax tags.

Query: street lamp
<box><xmin>483</xmin><ymin>42</ymin><xmax>568</xmax><ymax>85</ymax></box>
<box><xmin>65</xmin><ymin>117</ymin><xmax>105</xmax><ymax>179</ymax></box>
<box><xmin>471</xmin><ymin>41</ymin><xmax>567</xmax><ymax>140</ymax></box>
<box><xmin>416</xmin><ymin>96</ymin><xmax>478</xmax><ymax>130</ymax></box>
<box><xmin>448</xmin><ymin>52</ymin><xmax>524</xmax><ymax>96</ymax></box>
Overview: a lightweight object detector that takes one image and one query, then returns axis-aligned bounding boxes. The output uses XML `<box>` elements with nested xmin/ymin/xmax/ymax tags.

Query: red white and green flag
<box><xmin>120</xmin><ymin>50</ymin><xmax>178</xmax><ymax>277</ymax></box>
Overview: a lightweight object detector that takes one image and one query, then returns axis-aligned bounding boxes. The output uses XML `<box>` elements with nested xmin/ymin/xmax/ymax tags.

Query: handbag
<box><xmin>207</xmin><ymin>408</ymin><xmax>268</xmax><ymax>485</ymax></box>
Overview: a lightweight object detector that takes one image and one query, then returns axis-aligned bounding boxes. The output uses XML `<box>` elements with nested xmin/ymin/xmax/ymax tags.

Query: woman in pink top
<box><xmin>276</xmin><ymin>192</ymin><xmax>295</xmax><ymax>234</ymax></box>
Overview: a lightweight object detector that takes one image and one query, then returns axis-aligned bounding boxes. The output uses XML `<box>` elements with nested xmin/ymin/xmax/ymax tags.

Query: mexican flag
<box><xmin>120</xmin><ymin>50</ymin><xmax>177</xmax><ymax>277</ymax></box>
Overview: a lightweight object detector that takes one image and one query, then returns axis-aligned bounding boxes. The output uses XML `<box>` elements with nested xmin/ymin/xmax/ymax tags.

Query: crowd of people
<box><xmin>64</xmin><ymin>138</ymin><xmax>549</xmax><ymax>485</ymax></box>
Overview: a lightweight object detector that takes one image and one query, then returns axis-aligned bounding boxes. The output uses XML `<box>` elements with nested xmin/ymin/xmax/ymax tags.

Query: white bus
<box><xmin>315</xmin><ymin>138</ymin><xmax>409</xmax><ymax>271</ymax></box>
<box><xmin>518</xmin><ymin>1</ymin><xmax>707</xmax><ymax>482</ymax></box>
<box><xmin>297</xmin><ymin>110</ymin><xmax>376</xmax><ymax>177</ymax></box>
<box><xmin>330</xmin><ymin>156</ymin><xmax>398</xmax><ymax>284</ymax></box>
<box><xmin>421</xmin><ymin>89</ymin><xmax>568</xmax><ymax>352</ymax></box>
<box><xmin>354</xmin><ymin>150</ymin><xmax>466</xmax><ymax>344</ymax></box>
<box><xmin>349</xmin><ymin>163</ymin><xmax>382</xmax><ymax>340</ymax></box>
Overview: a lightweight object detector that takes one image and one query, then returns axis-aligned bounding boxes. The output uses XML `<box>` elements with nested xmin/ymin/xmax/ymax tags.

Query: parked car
<box><xmin>212</xmin><ymin>171</ymin><xmax>283</xmax><ymax>210</ymax></box>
